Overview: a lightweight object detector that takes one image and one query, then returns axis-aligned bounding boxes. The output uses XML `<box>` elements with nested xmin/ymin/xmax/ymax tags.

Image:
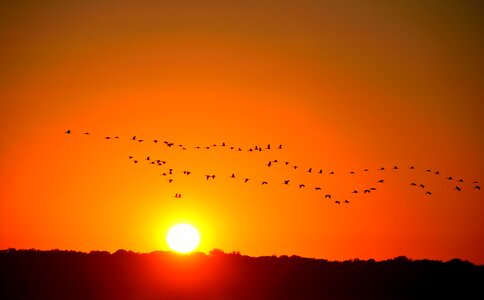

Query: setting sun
<box><xmin>166</xmin><ymin>224</ymin><xmax>200</xmax><ymax>254</ymax></box>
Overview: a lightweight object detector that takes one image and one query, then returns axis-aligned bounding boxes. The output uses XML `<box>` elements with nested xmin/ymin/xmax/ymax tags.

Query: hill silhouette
<box><xmin>1</xmin><ymin>249</ymin><xmax>482</xmax><ymax>300</ymax></box>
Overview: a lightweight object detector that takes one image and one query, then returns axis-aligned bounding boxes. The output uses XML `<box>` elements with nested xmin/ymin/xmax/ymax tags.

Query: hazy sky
<box><xmin>1</xmin><ymin>1</ymin><xmax>483</xmax><ymax>263</ymax></box>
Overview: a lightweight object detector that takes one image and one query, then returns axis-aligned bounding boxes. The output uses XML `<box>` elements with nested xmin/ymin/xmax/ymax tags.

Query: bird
<box><xmin>434</xmin><ymin>171</ymin><xmax>440</xmax><ymax>175</ymax></box>
<box><xmin>324</xmin><ymin>194</ymin><xmax>331</xmax><ymax>199</ymax></box>
<box><xmin>222</xmin><ymin>142</ymin><xmax>226</xmax><ymax>147</ymax></box>
<box><xmin>410</xmin><ymin>166</ymin><xmax>415</xmax><ymax>169</ymax></box>
<box><xmin>319</xmin><ymin>169</ymin><xmax>323</xmax><ymax>174</ymax></box>
<box><xmin>138</xmin><ymin>139</ymin><xmax>144</xmax><ymax>142</ymax></box>
<box><xmin>474</xmin><ymin>186</ymin><xmax>480</xmax><ymax>190</ymax></box>
<box><xmin>351</xmin><ymin>190</ymin><xmax>358</xmax><ymax>193</ymax></box>
<box><xmin>211</xmin><ymin>175</ymin><xmax>216</xmax><ymax>179</ymax></box>
<box><xmin>349</xmin><ymin>171</ymin><xmax>355</xmax><ymax>175</ymax></box>
<box><xmin>205</xmin><ymin>175</ymin><xmax>211</xmax><ymax>180</ymax></box>
<box><xmin>410</xmin><ymin>182</ymin><xmax>417</xmax><ymax>186</ymax></box>
<box><xmin>278</xmin><ymin>144</ymin><xmax>283</xmax><ymax>149</ymax></box>
<box><xmin>459</xmin><ymin>179</ymin><xmax>464</xmax><ymax>183</ymax></box>
<box><xmin>128</xmin><ymin>156</ymin><xmax>133</xmax><ymax>159</ymax></box>
<box><xmin>154</xmin><ymin>139</ymin><xmax>158</xmax><ymax>143</ymax></box>
<box><xmin>308</xmin><ymin>168</ymin><xmax>312</xmax><ymax>173</ymax></box>
<box><xmin>299</xmin><ymin>184</ymin><xmax>305</xmax><ymax>188</ymax></box>
<box><xmin>364</xmin><ymin>190</ymin><xmax>371</xmax><ymax>194</ymax></box>
<box><xmin>132</xmin><ymin>136</ymin><xmax>136</xmax><ymax>140</ymax></box>
<box><xmin>426</xmin><ymin>169</ymin><xmax>431</xmax><ymax>173</ymax></box>
<box><xmin>105</xmin><ymin>137</ymin><xmax>110</xmax><ymax>139</ymax></box>
<box><xmin>231</xmin><ymin>173</ymin><xmax>236</xmax><ymax>178</ymax></box>
<box><xmin>174</xmin><ymin>193</ymin><xmax>182</xmax><ymax>198</ymax></box>
<box><xmin>425</xmin><ymin>191</ymin><xmax>432</xmax><ymax>196</ymax></box>
<box><xmin>133</xmin><ymin>160</ymin><xmax>138</xmax><ymax>164</ymax></box>
<box><xmin>315</xmin><ymin>187</ymin><xmax>322</xmax><ymax>191</ymax></box>
<box><xmin>244</xmin><ymin>178</ymin><xmax>250</xmax><ymax>183</ymax></box>
<box><xmin>335</xmin><ymin>201</ymin><xmax>340</xmax><ymax>204</ymax></box>
<box><xmin>283</xmin><ymin>180</ymin><xmax>290</xmax><ymax>185</ymax></box>
<box><xmin>261</xmin><ymin>181</ymin><xmax>268</xmax><ymax>185</ymax></box>
<box><xmin>363</xmin><ymin>169</ymin><xmax>369</xmax><ymax>172</ymax></box>
<box><xmin>329</xmin><ymin>171</ymin><xmax>334</xmax><ymax>175</ymax></box>
<box><xmin>447</xmin><ymin>177</ymin><xmax>453</xmax><ymax>180</ymax></box>
<box><xmin>419</xmin><ymin>184</ymin><xmax>425</xmax><ymax>188</ymax></box>
<box><xmin>169</xmin><ymin>169</ymin><xmax>173</xmax><ymax>175</ymax></box>
<box><xmin>379</xmin><ymin>167</ymin><xmax>385</xmax><ymax>171</ymax></box>
<box><xmin>377</xmin><ymin>179</ymin><xmax>384</xmax><ymax>183</ymax></box>
<box><xmin>267</xmin><ymin>161</ymin><xmax>272</xmax><ymax>167</ymax></box>
<box><xmin>114</xmin><ymin>136</ymin><xmax>119</xmax><ymax>139</ymax></box>
<box><xmin>183</xmin><ymin>171</ymin><xmax>191</xmax><ymax>175</ymax></box>
<box><xmin>83</xmin><ymin>132</ymin><xmax>90</xmax><ymax>135</ymax></box>
<box><xmin>393</xmin><ymin>166</ymin><xmax>398</xmax><ymax>170</ymax></box>
<box><xmin>455</xmin><ymin>186</ymin><xmax>461</xmax><ymax>191</ymax></box>
<box><xmin>267</xmin><ymin>144</ymin><xmax>271</xmax><ymax>150</ymax></box>
<box><xmin>293</xmin><ymin>166</ymin><xmax>298</xmax><ymax>170</ymax></box>
<box><xmin>161</xmin><ymin>173</ymin><xmax>167</xmax><ymax>176</ymax></box>
<box><xmin>273</xmin><ymin>160</ymin><xmax>278</xmax><ymax>163</ymax></box>
<box><xmin>369</xmin><ymin>187</ymin><xmax>376</xmax><ymax>191</ymax></box>
<box><xmin>65</xmin><ymin>130</ymin><xmax>71</xmax><ymax>134</ymax></box>
<box><xmin>474</xmin><ymin>180</ymin><xmax>479</xmax><ymax>184</ymax></box>
<box><xmin>285</xmin><ymin>162</ymin><xmax>290</xmax><ymax>165</ymax></box>
<box><xmin>344</xmin><ymin>200</ymin><xmax>350</xmax><ymax>204</ymax></box>
<box><xmin>146</xmin><ymin>156</ymin><xmax>150</xmax><ymax>161</ymax></box>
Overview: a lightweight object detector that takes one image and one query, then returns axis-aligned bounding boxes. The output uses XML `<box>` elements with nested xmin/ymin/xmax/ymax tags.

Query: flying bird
<box><xmin>231</xmin><ymin>173</ymin><xmax>236</xmax><ymax>178</ymax></box>
<box><xmin>349</xmin><ymin>171</ymin><xmax>355</xmax><ymax>175</ymax></box>
<box><xmin>308</xmin><ymin>168</ymin><xmax>312</xmax><ymax>173</ymax></box>
<box><xmin>474</xmin><ymin>186</ymin><xmax>480</xmax><ymax>190</ymax></box>
<box><xmin>267</xmin><ymin>161</ymin><xmax>272</xmax><ymax>167</ymax></box>
<box><xmin>379</xmin><ymin>167</ymin><xmax>385</xmax><ymax>171</ymax></box>
<box><xmin>324</xmin><ymin>194</ymin><xmax>331</xmax><ymax>199</ymax></box>
<box><xmin>244</xmin><ymin>178</ymin><xmax>250</xmax><ymax>183</ymax></box>
<box><xmin>278</xmin><ymin>144</ymin><xmax>283</xmax><ymax>149</ymax></box>
<box><xmin>410</xmin><ymin>166</ymin><xmax>415</xmax><ymax>169</ymax></box>
<box><xmin>410</xmin><ymin>183</ymin><xmax>417</xmax><ymax>186</ymax></box>
<box><xmin>261</xmin><ymin>181</ymin><xmax>268</xmax><ymax>185</ymax></box>
<box><xmin>315</xmin><ymin>187</ymin><xmax>322</xmax><ymax>191</ymax></box>
<box><xmin>369</xmin><ymin>187</ymin><xmax>376</xmax><ymax>191</ymax></box>
<box><xmin>299</xmin><ymin>184</ymin><xmax>306</xmax><ymax>188</ymax></box>
<box><xmin>378</xmin><ymin>179</ymin><xmax>384</xmax><ymax>183</ymax></box>
<box><xmin>344</xmin><ymin>200</ymin><xmax>350</xmax><ymax>204</ymax></box>
<box><xmin>319</xmin><ymin>169</ymin><xmax>323</xmax><ymax>174</ymax></box>
<box><xmin>447</xmin><ymin>177</ymin><xmax>453</xmax><ymax>180</ymax></box>
<box><xmin>83</xmin><ymin>132</ymin><xmax>90</xmax><ymax>135</ymax></box>
<box><xmin>351</xmin><ymin>190</ymin><xmax>358</xmax><ymax>194</ymax></box>
<box><xmin>65</xmin><ymin>130</ymin><xmax>71</xmax><ymax>134</ymax></box>
<box><xmin>364</xmin><ymin>190</ymin><xmax>371</xmax><ymax>194</ymax></box>
<box><xmin>335</xmin><ymin>201</ymin><xmax>340</xmax><ymax>204</ymax></box>
<box><xmin>419</xmin><ymin>184</ymin><xmax>425</xmax><ymax>188</ymax></box>
<box><xmin>329</xmin><ymin>171</ymin><xmax>334</xmax><ymax>175</ymax></box>
<box><xmin>283</xmin><ymin>180</ymin><xmax>290</xmax><ymax>185</ymax></box>
<box><xmin>425</xmin><ymin>191</ymin><xmax>432</xmax><ymax>196</ymax></box>
<box><xmin>455</xmin><ymin>186</ymin><xmax>461</xmax><ymax>191</ymax></box>
<box><xmin>393</xmin><ymin>166</ymin><xmax>398</xmax><ymax>170</ymax></box>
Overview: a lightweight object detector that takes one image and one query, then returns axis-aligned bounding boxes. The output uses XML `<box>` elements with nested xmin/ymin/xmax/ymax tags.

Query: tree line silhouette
<box><xmin>1</xmin><ymin>249</ymin><xmax>483</xmax><ymax>300</ymax></box>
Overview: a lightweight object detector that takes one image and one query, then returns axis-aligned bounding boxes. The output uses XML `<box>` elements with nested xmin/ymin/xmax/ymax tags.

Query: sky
<box><xmin>1</xmin><ymin>0</ymin><xmax>483</xmax><ymax>263</ymax></box>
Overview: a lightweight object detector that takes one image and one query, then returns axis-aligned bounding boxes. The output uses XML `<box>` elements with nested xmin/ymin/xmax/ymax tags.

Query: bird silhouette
<box><xmin>364</xmin><ymin>190</ymin><xmax>371</xmax><ymax>194</ymax></box>
<box><xmin>285</xmin><ymin>162</ymin><xmax>290</xmax><ymax>165</ymax></box>
<box><xmin>447</xmin><ymin>177</ymin><xmax>453</xmax><ymax>180</ymax></box>
<box><xmin>455</xmin><ymin>186</ymin><xmax>462</xmax><ymax>191</ymax></box>
<box><xmin>293</xmin><ymin>166</ymin><xmax>298</xmax><ymax>170</ymax></box>
<box><xmin>315</xmin><ymin>187</ymin><xmax>322</xmax><ymax>191</ymax></box>
<box><xmin>393</xmin><ymin>166</ymin><xmax>398</xmax><ymax>170</ymax></box>
<box><xmin>168</xmin><ymin>179</ymin><xmax>173</xmax><ymax>183</ymax></box>
<box><xmin>146</xmin><ymin>156</ymin><xmax>150</xmax><ymax>161</ymax></box>
<box><xmin>426</xmin><ymin>169</ymin><xmax>431</xmax><ymax>173</ymax></box>
<box><xmin>283</xmin><ymin>180</ymin><xmax>290</xmax><ymax>185</ymax></box>
<box><xmin>267</xmin><ymin>144</ymin><xmax>271</xmax><ymax>150</ymax></box>
<box><xmin>363</xmin><ymin>169</ymin><xmax>369</xmax><ymax>172</ymax></box>
<box><xmin>349</xmin><ymin>171</ymin><xmax>355</xmax><ymax>175</ymax></box>
<box><xmin>459</xmin><ymin>179</ymin><xmax>464</xmax><ymax>183</ymax></box>
<box><xmin>369</xmin><ymin>187</ymin><xmax>376</xmax><ymax>191</ymax></box>
<box><xmin>83</xmin><ymin>132</ymin><xmax>90</xmax><ymax>135</ymax></box>
<box><xmin>128</xmin><ymin>156</ymin><xmax>133</xmax><ymax>159</ymax></box>
<box><xmin>65</xmin><ymin>130</ymin><xmax>71</xmax><ymax>134</ymax></box>
<box><xmin>410</xmin><ymin>166</ymin><xmax>415</xmax><ymax>169</ymax></box>
<box><xmin>278</xmin><ymin>144</ymin><xmax>283</xmax><ymax>149</ymax></box>
<box><xmin>154</xmin><ymin>139</ymin><xmax>158</xmax><ymax>143</ymax></box>
<box><xmin>377</xmin><ymin>179</ymin><xmax>384</xmax><ymax>183</ymax></box>
<box><xmin>324</xmin><ymin>194</ymin><xmax>331</xmax><ymax>199</ymax></box>
<box><xmin>335</xmin><ymin>200</ymin><xmax>340</xmax><ymax>204</ymax></box>
<box><xmin>211</xmin><ymin>175</ymin><xmax>216</xmax><ymax>179</ymax></box>
<box><xmin>410</xmin><ymin>183</ymin><xmax>417</xmax><ymax>186</ymax></box>
<box><xmin>205</xmin><ymin>175</ymin><xmax>211</xmax><ymax>180</ymax></box>
<box><xmin>299</xmin><ymin>184</ymin><xmax>306</xmax><ymax>188</ymax></box>
<box><xmin>174</xmin><ymin>193</ymin><xmax>182</xmax><ymax>198</ymax></box>
<box><xmin>419</xmin><ymin>184</ymin><xmax>425</xmax><ymax>188</ymax></box>
<box><xmin>474</xmin><ymin>186</ymin><xmax>480</xmax><ymax>190</ymax></box>
<box><xmin>319</xmin><ymin>169</ymin><xmax>323</xmax><ymax>174</ymax></box>
<box><xmin>132</xmin><ymin>136</ymin><xmax>136</xmax><ymax>140</ymax></box>
<box><xmin>267</xmin><ymin>161</ymin><xmax>272</xmax><ymax>167</ymax></box>
<box><xmin>379</xmin><ymin>167</ymin><xmax>385</xmax><ymax>171</ymax></box>
<box><xmin>434</xmin><ymin>171</ymin><xmax>440</xmax><ymax>175</ymax></box>
<box><xmin>231</xmin><ymin>173</ymin><xmax>236</xmax><ymax>178</ymax></box>
<box><xmin>344</xmin><ymin>200</ymin><xmax>350</xmax><ymax>204</ymax></box>
<box><xmin>351</xmin><ymin>190</ymin><xmax>358</xmax><ymax>193</ymax></box>
<box><xmin>244</xmin><ymin>178</ymin><xmax>250</xmax><ymax>183</ymax></box>
<box><xmin>261</xmin><ymin>181</ymin><xmax>268</xmax><ymax>185</ymax></box>
<box><xmin>425</xmin><ymin>191</ymin><xmax>432</xmax><ymax>196</ymax></box>
<box><xmin>133</xmin><ymin>160</ymin><xmax>138</xmax><ymax>164</ymax></box>
<box><xmin>105</xmin><ymin>137</ymin><xmax>110</xmax><ymax>139</ymax></box>
<box><xmin>169</xmin><ymin>169</ymin><xmax>173</xmax><ymax>175</ymax></box>
<box><xmin>329</xmin><ymin>171</ymin><xmax>334</xmax><ymax>175</ymax></box>
<box><xmin>307</xmin><ymin>168</ymin><xmax>312</xmax><ymax>173</ymax></box>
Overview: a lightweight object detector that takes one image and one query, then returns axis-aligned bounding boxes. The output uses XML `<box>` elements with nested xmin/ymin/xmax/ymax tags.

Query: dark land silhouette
<box><xmin>1</xmin><ymin>249</ymin><xmax>482</xmax><ymax>300</ymax></box>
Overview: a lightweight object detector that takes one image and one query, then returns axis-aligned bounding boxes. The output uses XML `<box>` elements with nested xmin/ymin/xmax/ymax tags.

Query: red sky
<box><xmin>1</xmin><ymin>1</ymin><xmax>483</xmax><ymax>263</ymax></box>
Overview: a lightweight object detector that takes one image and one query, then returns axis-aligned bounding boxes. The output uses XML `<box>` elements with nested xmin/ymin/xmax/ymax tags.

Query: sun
<box><xmin>166</xmin><ymin>223</ymin><xmax>200</xmax><ymax>253</ymax></box>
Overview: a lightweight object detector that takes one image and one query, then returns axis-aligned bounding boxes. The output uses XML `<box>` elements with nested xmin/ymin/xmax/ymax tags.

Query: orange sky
<box><xmin>1</xmin><ymin>1</ymin><xmax>483</xmax><ymax>263</ymax></box>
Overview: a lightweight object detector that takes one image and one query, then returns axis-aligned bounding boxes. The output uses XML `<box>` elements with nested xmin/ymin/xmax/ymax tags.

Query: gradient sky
<box><xmin>1</xmin><ymin>1</ymin><xmax>483</xmax><ymax>263</ymax></box>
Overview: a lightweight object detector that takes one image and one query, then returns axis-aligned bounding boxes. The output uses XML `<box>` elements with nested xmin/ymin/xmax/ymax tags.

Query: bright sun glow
<box><xmin>166</xmin><ymin>223</ymin><xmax>200</xmax><ymax>253</ymax></box>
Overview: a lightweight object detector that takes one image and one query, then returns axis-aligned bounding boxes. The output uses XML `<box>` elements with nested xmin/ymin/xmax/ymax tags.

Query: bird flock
<box><xmin>65</xmin><ymin>130</ymin><xmax>480</xmax><ymax>205</ymax></box>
